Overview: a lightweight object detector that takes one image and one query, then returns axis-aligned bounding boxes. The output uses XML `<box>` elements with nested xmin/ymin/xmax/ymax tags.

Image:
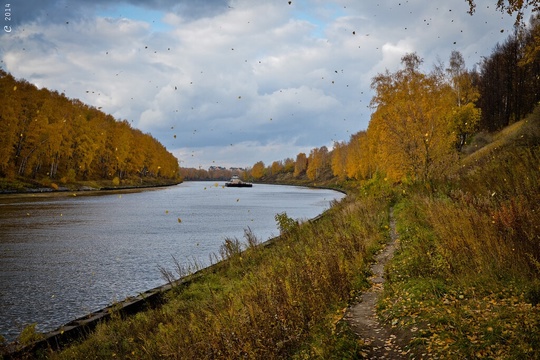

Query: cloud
<box><xmin>174</xmin><ymin>139</ymin><xmax>314</xmax><ymax>169</ymax></box>
<box><xmin>9</xmin><ymin>0</ymin><xmax>230</xmax><ymax>25</ymax></box>
<box><xmin>0</xmin><ymin>0</ymin><xmax>521</xmax><ymax>169</ymax></box>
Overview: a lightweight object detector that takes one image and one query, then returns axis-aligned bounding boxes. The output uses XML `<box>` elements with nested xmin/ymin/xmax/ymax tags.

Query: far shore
<box><xmin>0</xmin><ymin>179</ymin><xmax>183</xmax><ymax>196</ymax></box>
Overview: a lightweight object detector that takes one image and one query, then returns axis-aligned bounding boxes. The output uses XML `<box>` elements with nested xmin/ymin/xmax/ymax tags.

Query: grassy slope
<box><xmin>380</xmin><ymin>111</ymin><xmax>540</xmax><ymax>358</ymax></box>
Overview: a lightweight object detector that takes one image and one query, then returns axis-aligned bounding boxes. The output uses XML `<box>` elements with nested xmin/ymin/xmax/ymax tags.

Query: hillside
<box><xmin>0</xmin><ymin>70</ymin><xmax>180</xmax><ymax>192</ymax></box>
<box><xmin>378</xmin><ymin>109</ymin><xmax>540</xmax><ymax>358</ymax></box>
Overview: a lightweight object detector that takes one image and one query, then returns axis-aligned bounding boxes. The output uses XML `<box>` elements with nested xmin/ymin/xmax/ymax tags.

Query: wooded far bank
<box><xmin>0</xmin><ymin>70</ymin><xmax>180</xmax><ymax>192</ymax></box>
<box><xmin>181</xmin><ymin>17</ymin><xmax>540</xmax><ymax>187</ymax></box>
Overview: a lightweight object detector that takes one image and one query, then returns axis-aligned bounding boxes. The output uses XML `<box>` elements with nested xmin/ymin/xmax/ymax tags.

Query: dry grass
<box><xmin>380</xmin><ymin>109</ymin><xmax>540</xmax><ymax>358</ymax></box>
<box><xmin>39</xmin><ymin>187</ymin><xmax>392</xmax><ymax>359</ymax></box>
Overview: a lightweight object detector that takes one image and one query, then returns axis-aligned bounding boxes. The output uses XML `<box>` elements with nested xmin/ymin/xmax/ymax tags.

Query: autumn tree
<box><xmin>369</xmin><ymin>53</ymin><xmax>456</xmax><ymax>182</ymax></box>
<box><xmin>283</xmin><ymin>158</ymin><xmax>295</xmax><ymax>173</ymax></box>
<box><xmin>306</xmin><ymin>146</ymin><xmax>329</xmax><ymax>181</ymax></box>
<box><xmin>466</xmin><ymin>0</ymin><xmax>540</xmax><ymax>25</ymax></box>
<box><xmin>478</xmin><ymin>19</ymin><xmax>540</xmax><ymax>131</ymax></box>
<box><xmin>270</xmin><ymin>161</ymin><xmax>283</xmax><ymax>175</ymax></box>
<box><xmin>251</xmin><ymin>161</ymin><xmax>265</xmax><ymax>180</ymax></box>
<box><xmin>345</xmin><ymin>131</ymin><xmax>372</xmax><ymax>180</ymax></box>
<box><xmin>0</xmin><ymin>69</ymin><xmax>179</xmax><ymax>184</ymax></box>
<box><xmin>331</xmin><ymin>141</ymin><xmax>347</xmax><ymax>180</ymax></box>
<box><xmin>293</xmin><ymin>152</ymin><xmax>307</xmax><ymax>177</ymax></box>
<box><xmin>446</xmin><ymin>50</ymin><xmax>481</xmax><ymax>150</ymax></box>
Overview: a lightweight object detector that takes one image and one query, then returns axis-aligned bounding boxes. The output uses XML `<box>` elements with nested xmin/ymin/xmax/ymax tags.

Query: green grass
<box><xmin>29</xmin><ymin>184</ymin><xmax>392</xmax><ymax>359</ymax></box>
<box><xmin>378</xmin><ymin>110</ymin><xmax>540</xmax><ymax>358</ymax></box>
<box><xmin>8</xmin><ymin>110</ymin><xmax>540</xmax><ymax>359</ymax></box>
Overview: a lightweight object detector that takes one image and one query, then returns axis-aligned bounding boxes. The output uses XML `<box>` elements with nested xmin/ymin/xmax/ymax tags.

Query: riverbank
<box><xmin>3</xmin><ymin>183</ymin><xmax>390</xmax><ymax>359</ymax></box>
<box><xmin>0</xmin><ymin>178</ymin><xmax>182</xmax><ymax>194</ymax></box>
<box><xmin>1</xmin><ymin>183</ymin><xmax>347</xmax><ymax>358</ymax></box>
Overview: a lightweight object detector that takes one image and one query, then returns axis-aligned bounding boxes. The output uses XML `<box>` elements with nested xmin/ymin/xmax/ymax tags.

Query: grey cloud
<box><xmin>10</xmin><ymin>0</ymin><xmax>230</xmax><ymax>25</ymax></box>
<box><xmin>133</xmin><ymin>0</ymin><xmax>230</xmax><ymax>19</ymax></box>
<box><xmin>2</xmin><ymin>0</ymin><xmax>521</xmax><ymax>169</ymax></box>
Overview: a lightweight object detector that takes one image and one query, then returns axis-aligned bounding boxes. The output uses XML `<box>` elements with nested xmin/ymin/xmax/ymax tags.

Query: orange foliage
<box><xmin>0</xmin><ymin>70</ymin><xmax>179</xmax><ymax>182</ymax></box>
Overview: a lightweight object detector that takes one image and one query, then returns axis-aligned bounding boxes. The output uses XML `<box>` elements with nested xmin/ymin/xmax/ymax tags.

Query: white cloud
<box><xmin>0</xmin><ymin>0</ymin><xmax>522</xmax><ymax>169</ymax></box>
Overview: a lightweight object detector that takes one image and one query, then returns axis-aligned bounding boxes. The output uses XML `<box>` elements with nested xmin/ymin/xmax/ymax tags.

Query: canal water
<box><xmin>0</xmin><ymin>182</ymin><xmax>345</xmax><ymax>342</ymax></box>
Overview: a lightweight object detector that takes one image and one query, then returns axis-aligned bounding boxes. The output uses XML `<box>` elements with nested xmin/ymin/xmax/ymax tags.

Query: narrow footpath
<box><xmin>344</xmin><ymin>207</ymin><xmax>409</xmax><ymax>359</ymax></box>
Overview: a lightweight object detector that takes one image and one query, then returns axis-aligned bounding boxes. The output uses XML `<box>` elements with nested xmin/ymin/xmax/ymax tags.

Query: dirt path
<box><xmin>343</xmin><ymin>207</ymin><xmax>409</xmax><ymax>359</ymax></box>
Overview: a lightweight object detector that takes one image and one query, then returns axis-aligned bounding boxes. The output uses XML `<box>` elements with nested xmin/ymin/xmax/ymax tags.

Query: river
<box><xmin>0</xmin><ymin>182</ymin><xmax>345</xmax><ymax>342</ymax></box>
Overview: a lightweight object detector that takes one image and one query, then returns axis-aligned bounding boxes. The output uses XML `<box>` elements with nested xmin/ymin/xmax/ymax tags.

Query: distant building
<box><xmin>208</xmin><ymin>166</ymin><xmax>246</xmax><ymax>173</ymax></box>
<box><xmin>208</xmin><ymin>166</ymin><xmax>227</xmax><ymax>172</ymax></box>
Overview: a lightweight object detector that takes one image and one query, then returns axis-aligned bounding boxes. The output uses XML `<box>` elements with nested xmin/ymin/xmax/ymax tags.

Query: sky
<box><xmin>0</xmin><ymin>0</ymin><xmax>526</xmax><ymax>169</ymax></box>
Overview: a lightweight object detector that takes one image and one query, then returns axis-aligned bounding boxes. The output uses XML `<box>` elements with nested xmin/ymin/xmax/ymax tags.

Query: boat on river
<box><xmin>225</xmin><ymin>175</ymin><xmax>253</xmax><ymax>188</ymax></box>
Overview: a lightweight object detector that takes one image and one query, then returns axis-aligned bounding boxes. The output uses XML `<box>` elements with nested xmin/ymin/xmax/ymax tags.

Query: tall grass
<box><xmin>380</xmin><ymin>122</ymin><xmax>540</xmax><ymax>358</ymax></box>
<box><xmin>43</xmin><ymin>188</ymin><xmax>391</xmax><ymax>359</ymax></box>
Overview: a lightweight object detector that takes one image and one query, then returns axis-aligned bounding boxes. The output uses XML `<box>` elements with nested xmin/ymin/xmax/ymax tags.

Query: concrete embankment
<box><xmin>2</xmin><ymin>262</ymin><xmax>217</xmax><ymax>359</ymax></box>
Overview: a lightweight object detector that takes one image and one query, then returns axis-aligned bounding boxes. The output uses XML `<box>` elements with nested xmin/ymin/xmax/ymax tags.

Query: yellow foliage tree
<box><xmin>271</xmin><ymin>161</ymin><xmax>283</xmax><ymax>175</ymax></box>
<box><xmin>369</xmin><ymin>53</ymin><xmax>456</xmax><ymax>182</ymax></box>
<box><xmin>466</xmin><ymin>0</ymin><xmax>540</xmax><ymax>25</ymax></box>
<box><xmin>306</xmin><ymin>146</ymin><xmax>328</xmax><ymax>180</ymax></box>
<box><xmin>331</xmin><ymin>141</ymin><xmax>347</xmax><ymax>180</ymax></box>
<box><xmin>345</xmin><ymin>131</ymin><xmax>371</xmax><ymax>180</ymax></box>
<box><xmin>293</xmin><ymin>153</ymin><xmax>307</xmax><ymax>177</ymax></box>
<box><xmin>0</xmin><ymin>69</ymin><xmax>179</xmax><ymax>182</ymax></box>
<box><xmin>446</xmin><ymin>50</ymin><xmax>481</xmax><ymax>150</ymax></box>
<box><xmin>251</xmin><ymin>161</ymin><xmax>265</xmax><ymax>180</ymax></box>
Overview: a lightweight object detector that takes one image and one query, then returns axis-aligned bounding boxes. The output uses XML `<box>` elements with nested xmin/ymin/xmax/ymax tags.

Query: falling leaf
<box><xmin>177</xmin><ymin>218</ymin><xmax>182</xmax><ymax>223</ymax></box>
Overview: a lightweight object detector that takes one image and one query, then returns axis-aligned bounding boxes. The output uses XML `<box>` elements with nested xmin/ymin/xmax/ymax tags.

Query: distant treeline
<box><xmin>240</xmin><ymin>16</ymin><xmax>540</xmax><ymax>184</ymax></box>
<box><xmin>0</xmin><ymin>70</ymin><xmax>179</xmax><ymax>185</ymax></box>
<box><xmin>179</xmin><ymin>167</ymin><xmax>247</xmax><ymax>181</ymax></box>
